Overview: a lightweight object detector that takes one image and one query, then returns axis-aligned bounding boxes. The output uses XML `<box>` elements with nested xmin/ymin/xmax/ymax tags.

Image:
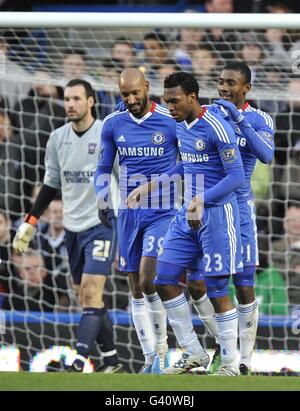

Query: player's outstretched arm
<box><xmin>13</xmin><ymin>184</ymin><xmax>58</xmax><ymax>252</ymax></box>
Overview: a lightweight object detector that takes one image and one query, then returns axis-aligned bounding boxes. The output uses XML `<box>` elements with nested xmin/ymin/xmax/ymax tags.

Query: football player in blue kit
<box><xmin>131</xmin><ymin>64</ymin><xmax>274</xmax><ymax>375</ymax></box>
<box><xmin>94</xmin><ymin>68</ymin><xmax>179</xmax><ymax>373</ymax></box>
<box><xmin>131</xmin><ymin>71</ymin><xmax>245</xmax><ymax>376</ymax></box>
<box><xmin>13</xmin><ymin>79</ymin><xmax>122</xmax><ymax>373</ymax></box>
<box><xmin>186</xmin><ymin>62</ymin><xmax>275</xmax><ymax>375</ymax></box>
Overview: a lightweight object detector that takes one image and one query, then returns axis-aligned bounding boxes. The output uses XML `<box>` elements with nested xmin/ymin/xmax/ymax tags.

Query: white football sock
<box><xmin>191</xmin><ymin>294</ymin><xmax>219</xmax><ymax>344</ymax></box>
<box><xmin>131</xmin><ymin>297</ymin><xmax>155</xmax><ymax>363</ymax></box>
<box><xmin>162</xmin><ymin>293</ymin><xmax>205</xmax><ymax>356</ymax></box>
<box><xmin>238</xmin><ymin>300</ymin><xmax>259</xmax><ymax>368</ymax></box>
<box><xmin>144</xmin><ymin>292</ymin><xmax>167</xmax><ymax>346</ymax></box>
<box><xmin>215</xmin><ymin>308</ymin><xmax>238</xmax><ymax>368</ymax></box>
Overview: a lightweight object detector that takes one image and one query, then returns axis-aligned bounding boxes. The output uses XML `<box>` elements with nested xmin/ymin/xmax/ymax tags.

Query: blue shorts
<box><xmin>240</xmin><ymin>199</ymin><xmax>259</xmax><ymax>267</ymax></box>
<box><xmin>155</xmin><ymin>200</ymin><xmax>243</xmax><ymax>286</ymax></box>
<box><xmin>65</xmin><ymin>221</ymin><xmax>117</xmax><ymax>285</ymax></box>
<box><xmin>186</xmin><ymin>267</ymin><xmax>205</xmax><ymax>282</ymax></box>
<box><xmin>185</xmin><ymin>199</ymin><xmax>258</xmax><ymax>284</ymax></box>
<box><xmin>117</xmin><ymin>208</ymin><xmax>176</xmax><ymax>272</ymax></box>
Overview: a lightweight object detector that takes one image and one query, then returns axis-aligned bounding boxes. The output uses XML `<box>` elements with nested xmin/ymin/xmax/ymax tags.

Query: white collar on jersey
<box><xmin>129</xmin><ymin>110</ymin><xmax>153</xmax><ymax>124</ymax></box>
<box><xmin>184</xmin><ymin>117</ymin><xmax>199</xmax><ymax>130</ymax></box>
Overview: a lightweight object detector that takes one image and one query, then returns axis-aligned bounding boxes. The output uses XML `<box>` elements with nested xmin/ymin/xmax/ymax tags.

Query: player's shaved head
<box><xmin>119</xmin><ymin>68</ymin><xmax>146</xmax><ymax>88</ymax></box>
<box><xmin>118</xmin><ymin>68</ymin><xmax>151</xmax><ymax>118</ymax></box>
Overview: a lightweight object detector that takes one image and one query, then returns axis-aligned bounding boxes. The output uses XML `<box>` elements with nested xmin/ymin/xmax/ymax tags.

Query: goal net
<box><xmin>0</xmin><ymin>12</ymin><xmax>299</xmax><ymax>374</ymax></box>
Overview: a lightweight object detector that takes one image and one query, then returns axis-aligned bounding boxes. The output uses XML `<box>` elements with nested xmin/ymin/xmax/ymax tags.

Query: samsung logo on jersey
<box><xmin>181</xmin><ymin>152</ymin><xmax>209</xmax><ymax>163</ymax></box>
<box><xmin>117</xmin><ymin>147</ymin><xmax>165</xmax><ymax>157</ymax></box>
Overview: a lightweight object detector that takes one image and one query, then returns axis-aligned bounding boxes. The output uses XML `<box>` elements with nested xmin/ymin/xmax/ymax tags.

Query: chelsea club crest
<box><xmin>152</xmin><ymin>131</ymin><xmax>165</xmax><ymax>145</ymax></box>
<box><xmin>195</xmin><ymin>138</ymin><xmax>205</xmax><ymax>151</ymax></box>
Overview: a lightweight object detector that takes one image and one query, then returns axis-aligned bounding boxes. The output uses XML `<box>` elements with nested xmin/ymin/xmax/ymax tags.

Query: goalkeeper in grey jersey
<box><xmin>13</xmin><ymin>79</ymin><xmax>122</xmax><ymax>373</ymax></box>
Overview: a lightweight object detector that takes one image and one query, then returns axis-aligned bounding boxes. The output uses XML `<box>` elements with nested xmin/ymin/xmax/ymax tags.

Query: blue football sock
<box><xmin>74</xmin><ymin>307</ymin><xmax>105</xmax><ymax>366</ymax></box>
<box><xmin>96</xmin><ymin>309</ymin><xmax>119</xmax><ymax>366</ymax></box>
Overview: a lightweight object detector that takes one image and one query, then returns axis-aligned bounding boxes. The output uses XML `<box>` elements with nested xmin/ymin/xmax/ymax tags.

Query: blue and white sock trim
<box><xmin>192</xmin><ymin>294</ymin><xmax>209</xmax><ymax>304</ymax></box>
<box><xmin>199</xmin><ymin>295</ymin><xmax>209</xmax><ymax>304</ymax></box>
<box><xmin>215</xmin><ymin>308</ymin><xmax>238</xmax><ymax>323</ymax></box>
<box><xmin>238</xmin><ymin>300</ymin><xmax>258</xmax><ymax>314</ymax></box>
<box><xmin>162</xmin><ymin>293</ymin><xmax>187</xmax><ymax>310</ymax></box>
<box><xmin>144</xmin><ymin>292</ymin><xmax>161</xmax><ymax>304</ymax></box>
<box><xmin>132</xmin><ymin>298</ymin><xmax>145</xmax><ymax>306</ymax></box>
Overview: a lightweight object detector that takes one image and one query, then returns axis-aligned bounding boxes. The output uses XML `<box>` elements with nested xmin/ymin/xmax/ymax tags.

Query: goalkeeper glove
<box><xmin>213</xmin><ymin>99</ymin><xmax>244</xmax><ymax>123</ymax></box>
<box><xmin>12</xmin><ymin>215</ymin><xmax>37</xmax><ymax>253</ymax></box>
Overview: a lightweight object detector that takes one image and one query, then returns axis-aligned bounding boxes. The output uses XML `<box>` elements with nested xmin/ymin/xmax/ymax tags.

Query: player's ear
<box><xmin>189</xmin><ymin>92</ymin><xmax>197</xmax><ymax>103</ymax></box>
<box><xmin>245</xmin><ymin>83</ymin><xmax>251</xmax><ymax>94</ymax></box>
<box><xmin>87</xmin><ymin>95</ymin><xmax>95</xmax><ymax>109</ymax></box>
<box><xmin>145</xmin><ymin>80</ymin><xmax>150</xmax><ymax>93</ymax></box>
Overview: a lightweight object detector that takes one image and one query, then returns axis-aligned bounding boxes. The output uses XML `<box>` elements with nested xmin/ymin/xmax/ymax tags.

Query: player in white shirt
<box><xmin>13</xmin><ymin>79</ymin><xmax>122</xmax><ymax>373</ymax></box>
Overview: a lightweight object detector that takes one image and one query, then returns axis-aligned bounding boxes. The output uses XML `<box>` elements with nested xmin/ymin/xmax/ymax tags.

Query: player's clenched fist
<box><xmin>12</xmin><ymin>221</ymin><xmax>35</xmax><ymax>253</ymax></box>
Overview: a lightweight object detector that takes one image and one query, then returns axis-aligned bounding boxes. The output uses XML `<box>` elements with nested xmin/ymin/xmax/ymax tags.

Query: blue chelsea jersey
<box><xmin>99</xmin><ymin>102</ymin><xmax>178</xmax><ymax>204</ymax></box>
<box><xmin>208</xmin><ymin>103</ymin><xmax>274</xmax><ymax>203</ymax></box>
<box><xmin>177</xmin><ymin>106</ymin><xmax>243</xmax><ymax>206</ymax></box>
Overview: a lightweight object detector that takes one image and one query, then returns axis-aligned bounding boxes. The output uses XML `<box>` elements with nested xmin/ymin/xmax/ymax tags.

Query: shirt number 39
<box><xmin>145</xmin><ymin>236</ymin><xmax>164</xmax><ymax>255</ymax></box>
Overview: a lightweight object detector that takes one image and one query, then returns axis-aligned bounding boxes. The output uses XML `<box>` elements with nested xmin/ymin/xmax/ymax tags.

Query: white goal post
<box><xmin>0</xmin><ymin>12</ymin><xmax>299</xmax><ymax>29</ymax></box>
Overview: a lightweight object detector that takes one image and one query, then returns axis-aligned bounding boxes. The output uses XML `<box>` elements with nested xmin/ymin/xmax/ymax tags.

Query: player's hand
<box><xmin>127</xmin><ymin>182</ymin><xmax>155</xmax><ymax>209</ymax></box>
<box><xmin>98</xmin><ymin>207</ymin><xmax>113</xmax><ymax>229</ymax></box>
<box><xmin>127</xmin><ymin>186</ymin><xmax>142</xmax><ymax>209</ymax></box>
<box><xmin>115</xmin><ymin>101</ymin><xmax>127</xmax><ymax>112</ymax></box>
<box><xmin>187</xmin><ymin>196</ymin><xmax>204</xmax><ymax>230</ymax></box>
<box><xmin>213</xmin><ymin>99</ymin><xmax>244</xmax><ymax>123</ymax></box>
<box><xmin>12</xmin><ymin>222</ymin><xmax>35</xmax><ymax>253</ymax></box>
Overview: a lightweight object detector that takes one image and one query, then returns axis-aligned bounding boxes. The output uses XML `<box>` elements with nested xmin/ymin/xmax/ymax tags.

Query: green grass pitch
<box><xmin>0</xmin><ymin>373</ymin><xmax>300</xmax><ymax>391</ymax></box>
